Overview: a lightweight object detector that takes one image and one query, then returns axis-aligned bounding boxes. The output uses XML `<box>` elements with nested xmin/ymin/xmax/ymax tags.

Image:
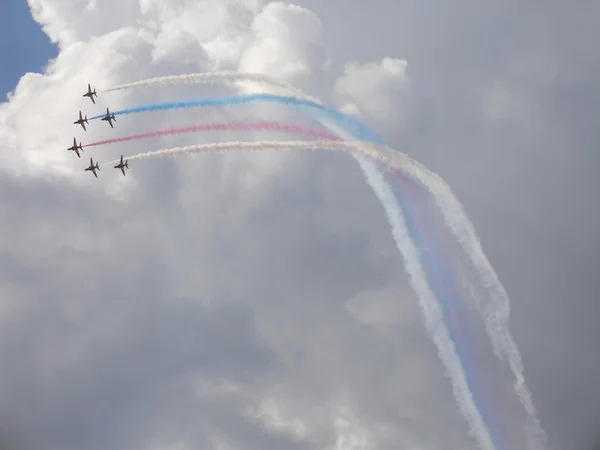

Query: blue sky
<box><xmin>0</xmin><ymin>0</ymin><xmax>57</xmax><ymax>99</ymax></box>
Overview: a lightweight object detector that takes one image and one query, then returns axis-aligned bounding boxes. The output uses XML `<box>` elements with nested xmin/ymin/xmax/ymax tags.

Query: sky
<box><xmin>0</xmin><ymin>0</ymin><xmax>57</xmax><ymax>99</ymax></box>
<box><xmin>0</xmin><ymin>1</ymin><xmax>599</xmax><ymax>450</ymax></box>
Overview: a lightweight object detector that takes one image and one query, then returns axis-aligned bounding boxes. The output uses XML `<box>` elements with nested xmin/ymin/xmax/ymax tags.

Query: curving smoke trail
<box><xmin>98</xmin><ymin>87</ymin><xmax>547</xmax><ymax>449</ymax></box>
<box><xmin>83</xmin><ymin>121</ymin><xmax>340</xmax><ymax>147</ymax></box>
<box><xmin>314</xmin><ymin>122</ymin><xmax>499</xmax><ymax>450</ymax></box>
<box><xmin>299</xmin><ymin>113</ymin><xmax>546</xmax><ymax>449</ymax></box>
<box><xmin>104</xmin><ymin>138</ymin><xmax>504</xmax><ymax>450</ymax></box>
<box><xmin>88</xmin><ymin>93</ymin><xmax>372</xmax><ymax>138</ymax></box>
<box><xmin>101</xmin><ymin>73</ymin><xmax>547</xmax><ymax>448</ymax></box>
<box><xmin>101</xmin><ymin>72</ymin><xmax>321</xmax><ymax>104</ymax></box>
<box><xmin>95</xmin><ymin>90</ymin><xmax>500</xmax><ymax>448</ymax></box>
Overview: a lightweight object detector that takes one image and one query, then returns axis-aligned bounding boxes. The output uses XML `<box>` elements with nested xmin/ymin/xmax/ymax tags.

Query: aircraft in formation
<box><xmin>85</xmin><ymin>157</ymin><xmax>100</xmax><ymax>178</ymax></box>
<box><xmin>67</xmin><ymin>137</ymin><xmax>83</xmax><ymax>158</ymax></box>
<box><xmin>83</xmin><ymin>83</ymin><xmax>98</xmax><ymax>104</ymax></box>
<box><xmin>114</xmin><ymin>155</ymin><xmax>129</xmax><ymax>176</ymax></box>
<box><xmin>73</xmin><ymin>83</ymin><xmax>129</xmax><ymax>178</ymax></box>
<box><xmin>74</xmin><ymin>111</ymin><xmax>88</xmax><ymax>131</ymax></box>
<box><xmin>101</xmin><ymin>108</ymin><xmax>116</xmax><ymax>128</ymax></box>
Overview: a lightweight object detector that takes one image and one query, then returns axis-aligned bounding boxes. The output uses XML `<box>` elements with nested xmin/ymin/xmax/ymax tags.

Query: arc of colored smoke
<box><xmin>104</xmin><ymin>138</ymin><xmax>502</xmax><ymax>450</ymax></box>
<box><xmin>317</xmin><ymin>116</ymin><xmax>501</xmax><ymax>448</ymax></box>
<box><xmin>84</xmin><ymin>121</ymin><xmax>341</xmax><ymax>148</ymax></box>
<box><xmin>303</xmin><ymin>114</ymin><xmax>545</xmax><ymax>449</ymax></box>
<box><xmin>97</xmin><ymin>87</ymin><xmax>498</xmax><ymax>447</ymax></box>
<box><xmin>101</xmin><ymin>69</ymin><xmax>547</xmax><ymax>447</ymax></box>
<box><xmin>317</xmin><ymin>122</ymin><xmax>499</xmax><ymax>450</ymax></box>
<box><xmin>101</xmin><ymin>71</ymin><xmax>320</xmax><ymax>104</ymax></box>
<box><xmin>87</xmin><ymin>93</ymin><xmax>373</xmax><ymax>138</ymax></box>
<box><xmin>100</xmin><ymin>75</ymin><xmax>487</xmax><ymax>440</ymax></box>
<box><xmin>97</xmin><ymin>85</ymin><xmax>546</xmax><ymax>448</ymax></box>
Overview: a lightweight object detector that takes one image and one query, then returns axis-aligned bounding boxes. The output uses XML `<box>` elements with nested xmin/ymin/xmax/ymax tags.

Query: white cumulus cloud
<box><xmin>333</xmin><ymin>58</ymin><xmax>409</xmax><ymax>126</ymax></box>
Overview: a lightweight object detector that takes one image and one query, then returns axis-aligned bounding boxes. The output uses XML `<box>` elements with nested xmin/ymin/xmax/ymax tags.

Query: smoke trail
<box><xmin>87</xmin><ymin>94</ymin><xmax>373</xmax><ymax>138</ymax></box>
<box><xmin>314</xmin><ymin>122</ymin><xmax>498</xmax><ymax>450</ymax></box>
<box><xmin>101</xmin><ymin>72</ymin><xmax>320</xmax><ymax>104</ymax></box>
<box><xmin>316</xmin><ymin>115</ymin><xmax>501</xmax><ymax>446</ymax></box>
<box><xmin>104</xmin><ymin>138</ymin><xmax>506</xmax><ymax>450</ymax></box>
<box><xmin>306</xmin><ymin>117</ymin><xmax>548</xmax><ymax>449</ymax></box>
<box><xmin>97</xmin><ymin>85</ymin><xmax>545</xmax><ymax>447</ymax></box>
<box><xmin>103</xmin><ymin>71</ymin><xmax>495</xmax><ymax>443</ymax></box>
<box><xmin>84</xmin><ymin>121</ymin><xmax>341</xmax><ymax>148</ymax></box>
<box><xmin>105</xmin><ymin>138</ymin><xmax>550</xmax><ymax>449</ymax></box>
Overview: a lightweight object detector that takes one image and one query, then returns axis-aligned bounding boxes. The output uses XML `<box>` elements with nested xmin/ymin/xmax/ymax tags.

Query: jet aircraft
<box><xmin>114</xmin><ymin>155</ymin><xmax>129</xmax><ymax>176</ymax></box>
<box><xmin>74</xmin><ymin>111</ymin><xmax>89</xmax><ymax>131</ymax></box>
<box><xmin>85</xmin><ymin>157</ymin><xmax>100</xmax><ymax>178</ymax></box>
<box><xmin>67</xmin><ymin>137</ymin><xmax>84</xmax><ymax>158</ymax></box>
<box><xmin>83</xmin><ymin>83</ymin><xmax>98</xmax><ymax>104</ymax></box>
<box><xmin>101</xmin><ymin>108</ymin><xmax>116</xmax><ymax>128</ymax></box>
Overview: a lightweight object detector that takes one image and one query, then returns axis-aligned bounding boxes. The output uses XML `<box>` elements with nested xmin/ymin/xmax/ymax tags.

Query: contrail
<box><xmin>305</xmin><ymin>114</ymin><xmax>547</xmax><ymax>449</ymax></box>
<box><xmin>104</xmin><ymin>138</ymin><xmax>503</xmax><ymax>450</ymax></box>
<box><xmin>101</xmin><ymin>71</ymin><xmax>547</xmax><ymax>447</ymax></box>
<box><xmin>102</xmin><ymin>76</ymin><xmax>490</xmax><ymax>440</ymax></box>
<box><xmin>87</xmin><ymin>93</ymin><xmax>375</xmax><ymax>139</ymax></box>
<box><xmin>83</xmin><ymin>121</ymin><xmax>340</xmax><ymax>147</ymax></box>
<box><xmin>317</xmin><ymin>115</ymin><xmax>500</xmax><ymax>447</ymax></box>
<box><xmin>103</xmin><ymin>72</ymin><xmax>489</xmax><ymax>440</ymax></box>
<box><xmin>101</xmin><ymin>71</ymin><xmax>321</xmax><ymax>104</ymax></box>
<box><xmin>315</xmin><ymin>122</ymin><xmax>499</xmax><ymax>450</ymax></box>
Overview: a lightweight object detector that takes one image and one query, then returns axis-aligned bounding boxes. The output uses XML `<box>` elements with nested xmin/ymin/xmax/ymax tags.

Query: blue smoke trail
<box><xmin>89</xmin><ymin>93</ymin><xmax>374</xmax><ymax>138</ymax></box>
<box><xmin>386</xmin><ymin>173</ymin><xmax>501</xmax><ymax>449</ymax></box>
<box><xmin>325</xmin><ymin>115</ymin><xmax>501</xmax><ymax>449</ymax></box>
<box><xmin>99</xmin><ymin>92</ymin><xmax>498</xmax><ymax>448</ymax></box>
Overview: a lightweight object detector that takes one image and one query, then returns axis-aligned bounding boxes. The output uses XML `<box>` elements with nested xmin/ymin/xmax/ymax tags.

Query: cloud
<box><xmin>333</xmin><ymin>58</ymin><xmax>409</xmax><ymax>126</ymax></box>
<box><xmin>238</xmin><ymin>2</ymin><xmax>325</xmax><ymax>85</ymax></box>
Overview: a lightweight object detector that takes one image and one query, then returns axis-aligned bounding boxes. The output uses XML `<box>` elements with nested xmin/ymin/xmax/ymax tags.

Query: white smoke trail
<box><xmin>319</xmin><ymin>120</ymin><xmax>497</xmax><ymax>450</ymax></box>
<box><xmin>106</xmin><ymin>138</ymin><xmax>549</xmax><ymax>449</ymax></box>
<box><xmin>104</xmin><ymin>70</ymin><xmax>547</xmax><ymax>448</ymax></box>
<box><xmin>385</xmin><ymin>157</ymin><xmax>549</xmax><ymax>450</ymax></box>
<box><xmin>101</xmin><ymin>72</ymin><xmax>321</xmax><ymax>104</ymax></box>
<box><xmin>306</xmin><ymin>116</ymin><xmax>548</xmax><ymax>450</ymax></box>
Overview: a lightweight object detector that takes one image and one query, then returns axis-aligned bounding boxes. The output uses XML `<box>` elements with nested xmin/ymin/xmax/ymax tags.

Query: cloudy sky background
<box><xmin>1</xmin><ymin>1</ymin><xmax>599</xmax><ymax>449</ymax></box>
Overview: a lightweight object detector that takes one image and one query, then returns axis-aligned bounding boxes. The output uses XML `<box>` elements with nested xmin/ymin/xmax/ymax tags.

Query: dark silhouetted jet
<box><xmin>101</xmin><ymin>108</ymin><xmax>116</xmax><ymax>128</ymax></box>
<box><xmin>74</xmin><ymin>110</ymin><xmax>88</xmax><ymax>131</ymax></box>
<box><xmin>114</xmin><ymin>155</ymin><xmax>129</xmax><ymax>176</ymax></box>
<box><xmin>85</xmin><ymin>157</ymin><xmax>100</xmax><ymax>178</ymax></box>
<box><xmin>67</xmin><ymin>137</ymin><xmax>83</xmax><ymax>158</ymax></box>
<box><xmin>83</xmin><ymin>83</ymin><xmax>98</xmax><ymax>104</ymax></box>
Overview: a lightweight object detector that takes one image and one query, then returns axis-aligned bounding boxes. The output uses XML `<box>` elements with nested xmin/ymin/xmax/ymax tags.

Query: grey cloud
<box><xmin>294</xmin><ymin>0</ymin><xmax>600</xmax><ymax>447</ymax></box>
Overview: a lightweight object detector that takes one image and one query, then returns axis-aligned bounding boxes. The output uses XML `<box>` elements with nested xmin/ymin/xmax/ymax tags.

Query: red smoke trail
<box><xmin>83</xmin><ymin>121</ymin><xmax>341</xmax><ymax>147</ymax></box>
